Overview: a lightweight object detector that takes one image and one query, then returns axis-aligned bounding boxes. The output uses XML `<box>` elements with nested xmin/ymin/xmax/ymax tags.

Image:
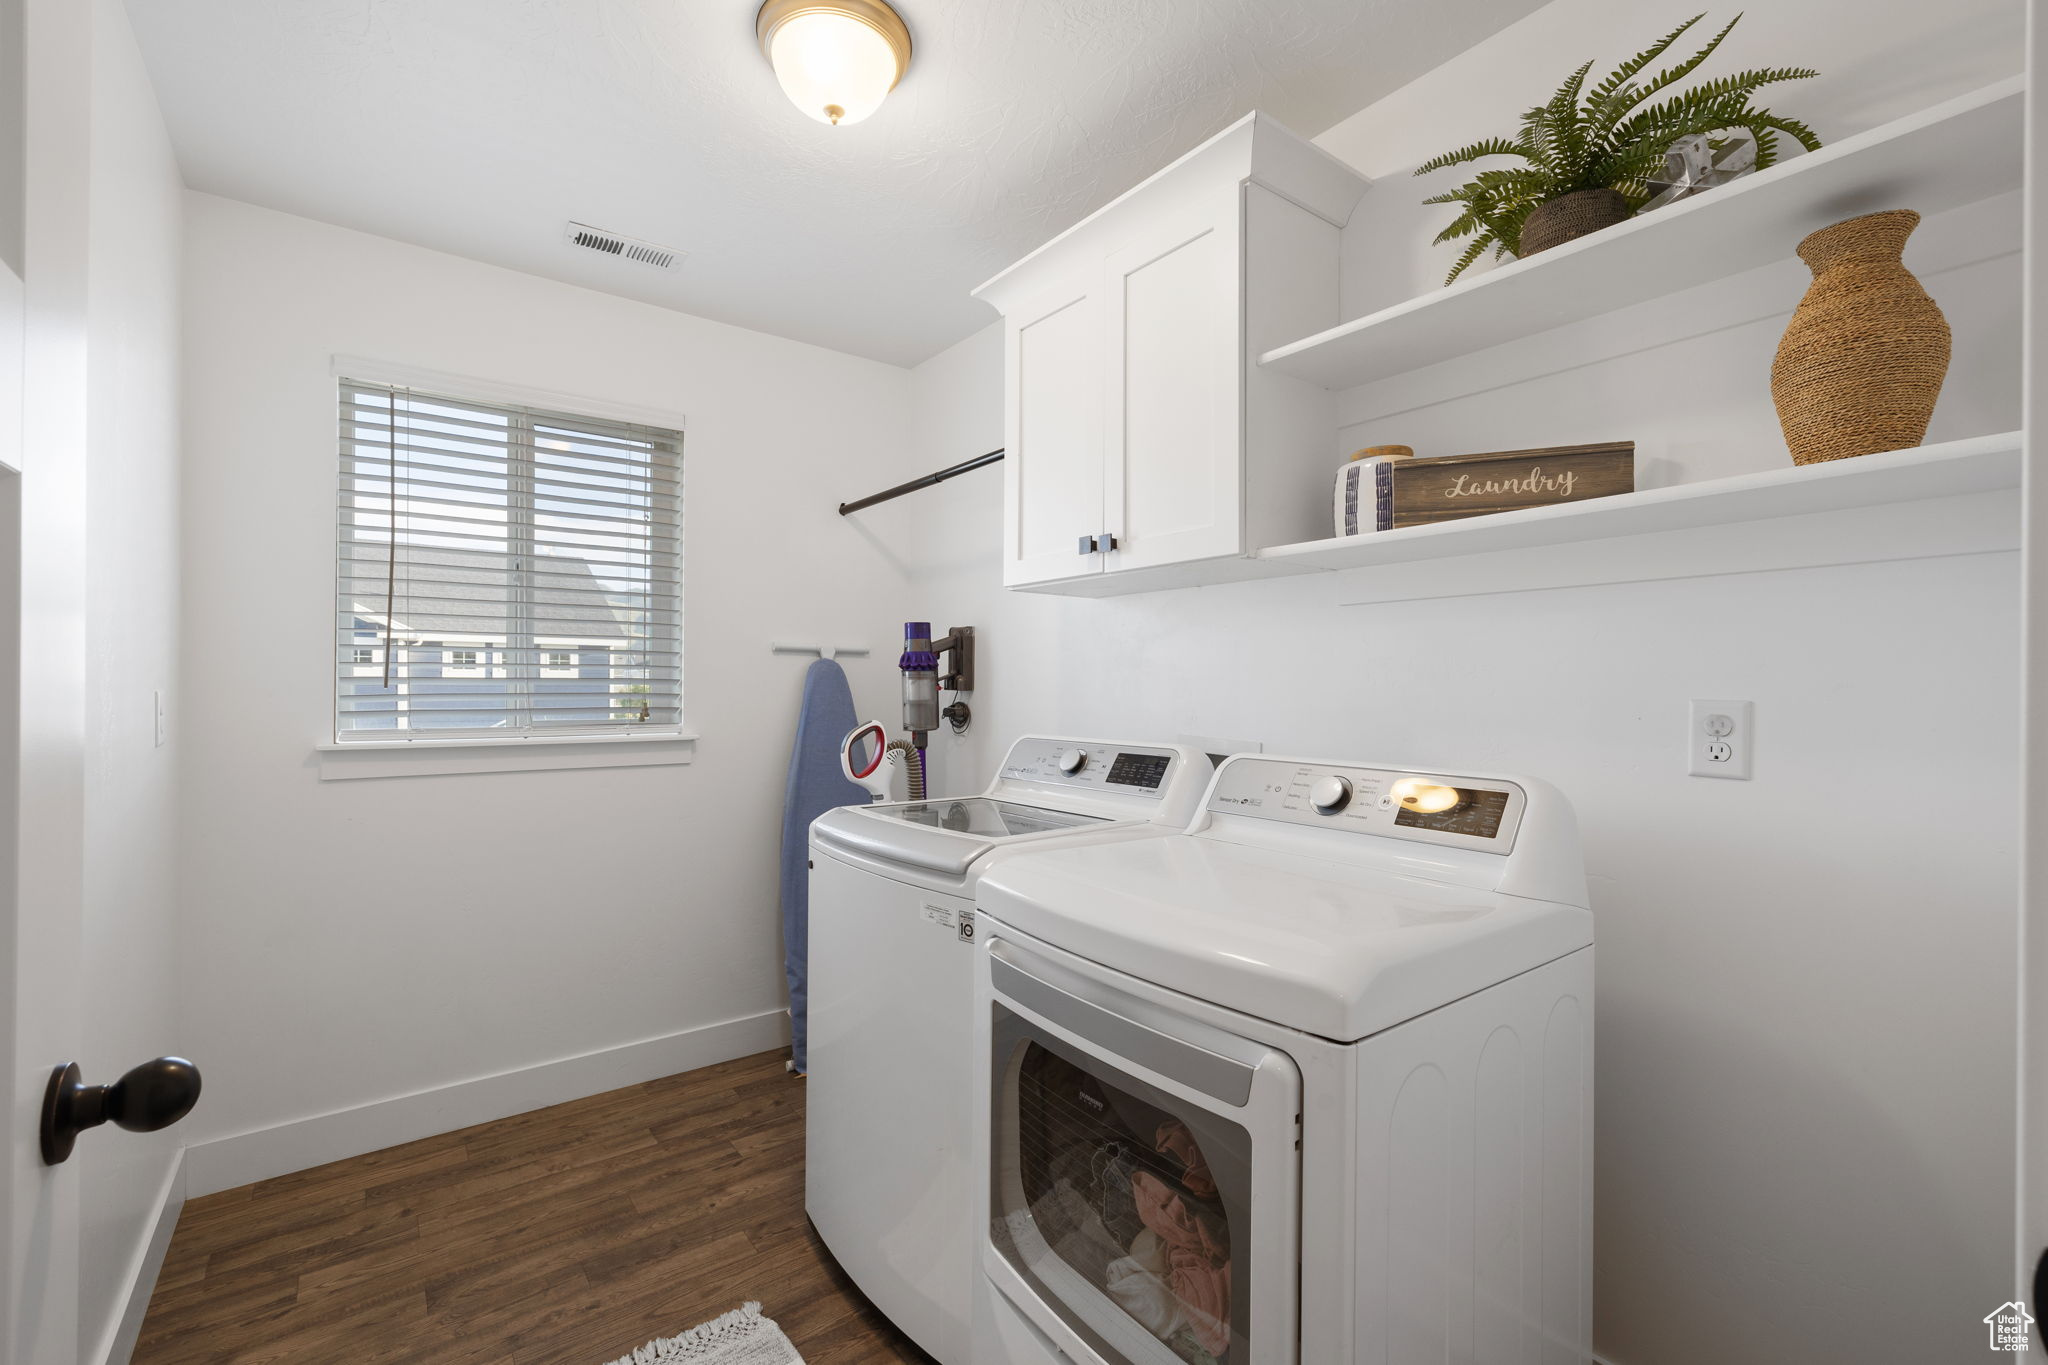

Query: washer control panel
<box><xmin>998</xmin><ymin>738</ymin><xmax>1181</xmax><ymax>800</ymax></box>
<box><xmin>1207</xmin><ymin>757</ymin><xmax>1526</xmax><ymax>852</ymax></box>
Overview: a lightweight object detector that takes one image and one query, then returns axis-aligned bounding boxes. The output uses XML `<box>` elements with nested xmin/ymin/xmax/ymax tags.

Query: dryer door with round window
<box><xmin>985</xmin><ymin>937</ymin><xmax>1301</xmax><ymax>1365</ymax></box>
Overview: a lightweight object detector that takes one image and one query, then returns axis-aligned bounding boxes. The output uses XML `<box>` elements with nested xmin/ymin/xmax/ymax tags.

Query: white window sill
<box><xmin>315</xmin><ymin>731</ymin><xmax>699</xmax><ymax>781</ymax></box>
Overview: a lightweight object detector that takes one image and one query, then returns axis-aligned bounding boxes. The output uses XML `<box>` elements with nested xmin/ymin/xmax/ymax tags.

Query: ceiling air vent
<box><xmin>564</xmin><ymin>222</ymin><xmax>684</xmax><ymax>271</ymax></box>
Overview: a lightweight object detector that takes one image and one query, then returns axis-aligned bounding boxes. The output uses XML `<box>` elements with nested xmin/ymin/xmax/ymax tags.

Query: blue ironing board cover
<box><xmin>779</xmin><ymin>658</ymin><xmax>868</xmax><ymax>1073</ymax></box>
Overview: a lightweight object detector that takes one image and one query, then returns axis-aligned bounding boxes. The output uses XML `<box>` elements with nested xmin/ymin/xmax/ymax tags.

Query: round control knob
<box><xmin>1057</xmin><ymin>747</ymin><xmax>1088</xmax><ymax>775</ymax></box>
<box><xmin>1309</xmin><ymin>775</ymin><xmax>1353</xmax><ymax>814</ymax></box>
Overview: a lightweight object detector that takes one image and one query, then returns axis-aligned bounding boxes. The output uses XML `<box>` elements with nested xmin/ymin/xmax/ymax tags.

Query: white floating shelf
<box><xmin>1256</xmin><ymin>432</ymin><xmax>2021</xmax><ymax>573</ymax></box>
<box><xmin>1259</xmin><ymin>78</ymin><xmax>2025</xmax><ymax>389</ymax></box>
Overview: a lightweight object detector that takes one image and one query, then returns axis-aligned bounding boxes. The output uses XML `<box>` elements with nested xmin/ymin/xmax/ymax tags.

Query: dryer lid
<box><xmin>975</xmin><ymin>834</ymin><xmax>1592</xmax><ymax>1042</ymax></box>
<box><xmin>813</xmin><ymin>799</ymin><xmax>1112</xmax><ymax>878</ymax></box>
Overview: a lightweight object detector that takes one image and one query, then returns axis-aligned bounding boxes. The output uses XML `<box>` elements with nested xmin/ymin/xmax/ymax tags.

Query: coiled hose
<box><xmin>886</xmin><ymin>739</ymin><xmax>925</xmax><ymax>801</ymax></box>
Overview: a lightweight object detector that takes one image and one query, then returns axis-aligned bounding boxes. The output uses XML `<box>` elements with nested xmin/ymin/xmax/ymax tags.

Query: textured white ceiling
<box><xmin>126</xmin><ymin>0</ymin><xmax>1547</xmax><ymax>366</ymax></box>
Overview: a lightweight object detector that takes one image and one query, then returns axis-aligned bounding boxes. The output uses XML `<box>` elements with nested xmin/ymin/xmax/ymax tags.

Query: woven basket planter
<box><xmin>1771</xmin><ymin>210</ymin><xmax>1950</xmax><ymax>465</ymax></box>
<box><xmin>1519</xmin><ymin>187</ymin><xmax>1631</xmax><ymax>257</ymax></box>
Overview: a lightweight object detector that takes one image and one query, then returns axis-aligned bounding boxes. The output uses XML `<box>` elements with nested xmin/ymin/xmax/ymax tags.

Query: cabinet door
<box><xmin>1101</xmin><ymin>205</ymin><xmax>1243</xmax><ymax>574</ymax></box>
<box><xmin>1003</xmin><ymin>276</ymin><xmax>1105</xmax><ymax>587</ymax></box>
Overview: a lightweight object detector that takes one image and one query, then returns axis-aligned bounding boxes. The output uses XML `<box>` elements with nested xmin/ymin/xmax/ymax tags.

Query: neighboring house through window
<box><xmin>335</xmin><ymin>378</ymin><xmax>683</xmax><ymax>740</ymax></box>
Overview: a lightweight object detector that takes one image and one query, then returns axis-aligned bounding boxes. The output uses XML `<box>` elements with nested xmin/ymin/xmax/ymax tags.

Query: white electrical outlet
<box><xmin>1688</xmin><ymin>699</ymin><xmax>1751</xmax><ymax>779</ymax></box>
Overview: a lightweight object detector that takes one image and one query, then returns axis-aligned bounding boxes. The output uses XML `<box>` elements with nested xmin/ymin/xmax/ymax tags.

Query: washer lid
<box><xmin>813</xmin><ymin>798</ymin><xmax>1112</xmax><ymax>878</ymax></box>
<box><xmin>975</xmin><ymin>834</ymin><xmax>1593</xmax><ymax>1042</ymax></box>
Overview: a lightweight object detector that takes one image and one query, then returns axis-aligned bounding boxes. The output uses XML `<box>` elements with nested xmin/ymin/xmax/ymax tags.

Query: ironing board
<box><xmin>779</xmin><ymin>657</ymin><xmax>867</xmax><ymax>1074</ymax></box>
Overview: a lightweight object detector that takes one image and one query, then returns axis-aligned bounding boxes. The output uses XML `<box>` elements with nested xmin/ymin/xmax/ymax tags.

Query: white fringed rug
<box><xmin>602</xmin><ymin>1302</ymin><xmax>804</xmax><ymax>1365</ymax></box>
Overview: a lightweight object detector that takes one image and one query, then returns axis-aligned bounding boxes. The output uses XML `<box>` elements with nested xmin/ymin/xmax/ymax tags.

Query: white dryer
<box><xmin>806</xmin><ymin>736</ymin><xmax>1212</xmax><ymax>1365</ymax></box>
<box><xmin>969</xmin><ymin>755</ymin><xmax>1595</xmax><ymax>1365</ymax></box>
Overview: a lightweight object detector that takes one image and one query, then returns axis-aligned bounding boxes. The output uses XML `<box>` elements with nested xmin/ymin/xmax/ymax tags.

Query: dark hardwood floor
<box><xmin>133</xmin><ymin>1050</ymin><xmax>935</xmax><ymax>1365</ymax></box>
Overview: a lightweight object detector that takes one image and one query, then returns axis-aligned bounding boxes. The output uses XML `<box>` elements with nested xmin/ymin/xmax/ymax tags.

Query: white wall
<box><xmin>882</xmin><ymin>3</ymin><xmax>2026</xmax><ymax>1361</ymax></box>
<box><xmin>175</xmin><ymin>194</ymin><xmax>922</xmax><ymax>1190</ymax></box>
<box><xmin>80</xmin><ymin>2</ymin><xmax>184</xmax><ymax>1359</ymax></box>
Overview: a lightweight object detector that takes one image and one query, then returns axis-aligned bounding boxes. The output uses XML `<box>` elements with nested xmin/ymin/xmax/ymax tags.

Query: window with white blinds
<box><xmin>335</xmin><ymin>379</ymin><xmax>683</xmax><ymax>742</ymax></box>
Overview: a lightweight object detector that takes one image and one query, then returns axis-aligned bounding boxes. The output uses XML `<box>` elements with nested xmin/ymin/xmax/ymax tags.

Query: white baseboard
<box><xmin>96</xmin><ymin>1147</ymin><xmax>186</xmax><ymax>1365</ymax></box>
<box><xmin>182</xmin><ymin>1008</ymin><xmax>790</xmax><ymax>1198</ymax></box>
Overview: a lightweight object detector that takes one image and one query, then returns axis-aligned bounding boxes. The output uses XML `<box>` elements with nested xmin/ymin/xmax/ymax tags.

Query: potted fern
<box><xmin>1416</xmin><ymin>13</ymin><xmax>1821</xmax><ymax>284</ymax></box>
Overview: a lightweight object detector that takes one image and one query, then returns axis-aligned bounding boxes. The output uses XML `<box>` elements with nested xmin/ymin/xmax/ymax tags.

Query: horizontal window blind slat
<box><xmin>334</xmin><ymin>733</ymin><xmax>685</xmax><ymax>743</ymax></box>
<box><xmin>338</xmin><ymin>695</ymin><xmax>681</xmax><ymax>705</ymax></box>
<box><xmin>341</xmin><ymin>446</ymin><xmax>679</xmax><ymax>487</ymax></box>
<box><xmin>335</xmin><ymin>640</ymin><xmax>682</xmax><ymax>654</ymax></box>
<box><xmin>339</xmin><ymin>491</ymin><xmax>678</xmax><ymax>530</ymax></box>
<box><xmin>337</xmin><ymin>689</ymin><xmax>683</xmax><ymax>700</ymax></box>
<box><xmin>337</xmin><ymin>610</ymin><xmax>679</xmax><ymax>632</ymax></box>
<box><xmin>340</xmin><ymin>465</ymin><xmax>682</xmax><ymax>507</ymax></box>
<box><xmin>339</xmin><ymin>667</ymin><xmax>683</xmax><ymax>676</ymax></box>
<box><xmin>335</xmin><ymin>695</ymin><xmax>684</xmax><ymax>703</ymax></box>
<box><xmin>337</xmin><ymin>377</ymin><xmax>684</xmax><ymax>742</ymax></box>
<box><xmin>335</xmin><ymin>580</ymin><xmax>679</xmax><ymax>605</ymax></box>
<box><xmin>335</xmin><ymin>544</ymin><xmax>670</xmax><ymax>575</ymax></box>
<box><xmin>335</xmin><ymin>503</ymin><xmax>674</xmax><ymax>546</ymax></box>
<box><xmin>341</xmin><ymin>404</ymin><xmax>682</xmax><ymax>459</ymax></box>
<box><xmin>340</xmin><ymin>379</ymin><xmax>683</xmax><ymax>436</ymax></box>
<box><xmin>340</xmin><ymin>386</ymin><xmax>684</xmax><ymax>447</ymax></box>
<box><xmin>336</xmin><ymin>667</ymin><xmax>683</xmax><ymax>678</ymax></box>
<box><xmin>334</xmin><ymin>656</ymin><xmax>682</xmax><ymax>670</ymax></box>
<box><xmin>339</xmin><ymin>702</ymin><xmax>682</xmax><ymax>714</ymax></box>
<box><xmin>338</xmin><ymin>716</ymin><xmax>683</xmax><ymax>725</ymax></box>
<box><xmin>331</xmin><ymin>524</ymin><xmax>681</xmax><ymax>563</ymax></box>
<box><xmin>338</xmin><ymin>606</ymin><xmax>670</xmax><ymax>625</ymax></box>
<box><xmin>335</xmin><ymin>660</ymin><xmax>681</xmax><ymax>671</ymax></box>
<box><xmin>335</xmin><ymin>607</ymin><xmax>678</xmax><ymax>630</ymax></box>
<box><xmin>336</xmin><ymin>685</ymin><xmax>682</xmax><ymax>695</ymax></box>
<box><xmin>337</xmin><ymin>701</ymin><xmax>682</xmax><ymax>711</ymax></box>
<box><xmin>334</xmin><ymin>572</ymin><xmax>670</xmax><ymax>603</ymax></box>
<box><xmin>332</xmin><ymin>655</ymin><xmax>681</xmax><ymax>670</ymax></box>
<box><xmin>340</xmin><ymin>436</ymin><xmax>683</xmax><ymax>485</ymax></box>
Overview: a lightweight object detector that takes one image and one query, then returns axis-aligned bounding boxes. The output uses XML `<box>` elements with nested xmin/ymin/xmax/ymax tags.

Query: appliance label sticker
<box><xmin>921</xmin><ymin>902</ymin><xmax>958</xmax><ymax>931</ymax></box>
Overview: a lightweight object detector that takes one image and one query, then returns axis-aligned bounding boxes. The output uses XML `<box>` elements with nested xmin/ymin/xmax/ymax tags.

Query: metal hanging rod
<box><xmin>838</xmin><ymin>448</ymin><xmax>1004</xmax><ymax>516</ymax></box>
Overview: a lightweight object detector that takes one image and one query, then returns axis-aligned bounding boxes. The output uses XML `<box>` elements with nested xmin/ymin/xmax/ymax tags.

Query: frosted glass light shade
<box><xmin>756</xmin><ymin>0</ymin><xmax>912</xmax><ymax>127</ymax></box>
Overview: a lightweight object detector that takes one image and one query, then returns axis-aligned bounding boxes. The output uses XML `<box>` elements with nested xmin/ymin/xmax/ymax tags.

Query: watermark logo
<box><xmin>1983</xmin><ymin>1301</ymin><xmax>2035</xmax><ymax>1351</ymax></box>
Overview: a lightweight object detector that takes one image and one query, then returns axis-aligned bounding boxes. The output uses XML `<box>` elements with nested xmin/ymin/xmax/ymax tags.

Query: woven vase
<box><xmin>1520</xmin><ymin>188</ymin><xmax>1631</xmax><ymax>257</ymax></box>
<box><xmin>1771</xmin><ymin>210</ymin><xmax>1950</xmax><ymax>465</ymax></box>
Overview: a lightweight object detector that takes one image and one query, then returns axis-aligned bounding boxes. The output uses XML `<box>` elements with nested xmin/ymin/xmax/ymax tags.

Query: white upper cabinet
<box><xmin>974</xmin><ymin>113</ymin><xmax>1368</xmax><ymax>594</ymax></box>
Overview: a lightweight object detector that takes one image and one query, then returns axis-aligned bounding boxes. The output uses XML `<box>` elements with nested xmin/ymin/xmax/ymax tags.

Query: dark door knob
<box><xmin>41</xmin><ymin>1057</ymin><xmax>201</xmax><ymax>1165</ymax></box>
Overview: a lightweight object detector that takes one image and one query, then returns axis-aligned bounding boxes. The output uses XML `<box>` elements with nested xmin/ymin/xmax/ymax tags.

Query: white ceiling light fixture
<box><xmin>756</xmin><ymin>0</ymin><xmax>912</xmax><ymax>127</ymax></box>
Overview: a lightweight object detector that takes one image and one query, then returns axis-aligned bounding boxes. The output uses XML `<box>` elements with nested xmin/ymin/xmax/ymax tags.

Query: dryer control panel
<box><xmin>997</xmin><ymin>737</ymin><xmax>1183</xmax><ymax>801</ymax></box>
<box><xmin>1207</xmin><ymin>757</ymin><xmax>1526</xmax><ymax>852</ymax></box>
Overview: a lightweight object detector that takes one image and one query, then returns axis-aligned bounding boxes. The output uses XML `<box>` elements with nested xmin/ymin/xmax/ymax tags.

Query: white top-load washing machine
<box><xmin>969</xmin><ymin>755</ymin><xmax>1595</xmax><ymax>1365</ymax></box>
<box><xmin>806</xmin><ymin>736</ymin><xmax>1212</xmax><ymax>1365</ymax></box>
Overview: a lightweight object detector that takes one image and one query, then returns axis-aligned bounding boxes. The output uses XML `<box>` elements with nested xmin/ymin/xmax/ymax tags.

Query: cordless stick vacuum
<box><xmin>899</xmin><ymin>621</ymin><xmax>939</xmax><ymax>799</ymax></box>
<box><xmin>837</xmin><ymin>621</ymin><xmax>975</xmax><ymax>803</ymax></box>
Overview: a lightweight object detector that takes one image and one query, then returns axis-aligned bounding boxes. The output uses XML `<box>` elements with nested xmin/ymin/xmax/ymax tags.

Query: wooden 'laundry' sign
<box><xmin>1377</xmin><ymin>441</ymin><xmax>1635</xmax><ymax>529</ymax></box>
